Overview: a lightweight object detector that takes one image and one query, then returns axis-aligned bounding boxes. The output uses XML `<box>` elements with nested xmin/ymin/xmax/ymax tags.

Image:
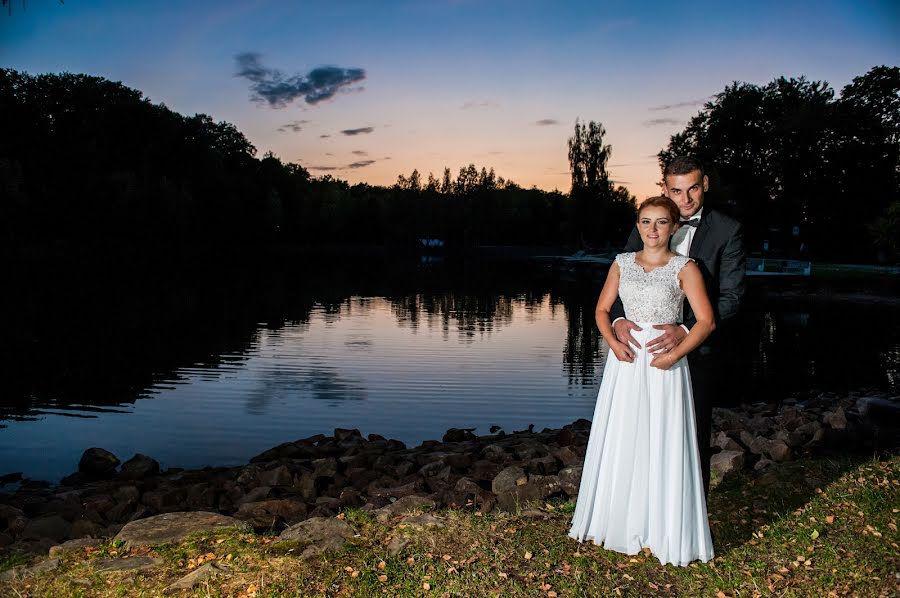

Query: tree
<box><xmin>657</xmin><ymin>68</ymin><xmax>900</xmax><ymax>261</ymax></box>
<box><xmin>567</xmin><ymin>119</ymin><xmax>618</xmax><ymax>245</ymax></box>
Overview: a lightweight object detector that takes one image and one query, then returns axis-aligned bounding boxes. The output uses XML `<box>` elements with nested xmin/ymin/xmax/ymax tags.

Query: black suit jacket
<box><xmin>610</xmin><ymin>208</ymin><xmax>746</xmax><ymax>330</ymax></box>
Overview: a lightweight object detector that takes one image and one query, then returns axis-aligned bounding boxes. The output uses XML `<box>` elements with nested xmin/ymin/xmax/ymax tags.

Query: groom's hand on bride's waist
<box><xmin>612</xmin><ymin>318</ymin><xmax>643</xmax><ymax>350</ymax></box>
<box><xmin>646</xmin><ymin>324</ymin><xmax>688</xmax><ymax>355</ymax></box>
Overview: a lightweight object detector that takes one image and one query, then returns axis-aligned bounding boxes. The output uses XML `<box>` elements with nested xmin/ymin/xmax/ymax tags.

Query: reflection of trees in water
<box><xmin>388</xmin><ymin>292</ymin><xmax>519</xmax><ymax>341</ymax></box>
<box><xmin>387</xmin><ymin>288</ymin><xmax>555</xmax><ymax>342</ymax></box>
<box><xmin>551</xmin><ymin>285</ymin><xmax>601</xmax><ymax>386</ymax></box>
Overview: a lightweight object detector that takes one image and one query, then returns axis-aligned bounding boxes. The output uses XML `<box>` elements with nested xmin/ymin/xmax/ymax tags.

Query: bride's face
<box><xmin>637</xmin><ymin>205</ymin><xmax>677</xmax><ymax>248</ymax></box>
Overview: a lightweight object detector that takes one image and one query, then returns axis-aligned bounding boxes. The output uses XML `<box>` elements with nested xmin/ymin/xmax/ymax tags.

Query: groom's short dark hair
<box><xmin>664</xmin><ymin>155</ymin><xmax>705</xmax><ymax>178</ymax></box>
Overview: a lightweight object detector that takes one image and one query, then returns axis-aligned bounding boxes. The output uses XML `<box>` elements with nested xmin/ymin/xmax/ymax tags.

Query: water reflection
<box><xmin>3</xmin><ymin>260</ymin><xmax>899</xmax><ymax>423</ymax></box>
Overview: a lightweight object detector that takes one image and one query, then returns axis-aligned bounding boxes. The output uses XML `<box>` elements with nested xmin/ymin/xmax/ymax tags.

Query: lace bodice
<box><xmin>616</xmin><ymin>252</ymin><xmax>692</xmax><ymax>324</ymax></box>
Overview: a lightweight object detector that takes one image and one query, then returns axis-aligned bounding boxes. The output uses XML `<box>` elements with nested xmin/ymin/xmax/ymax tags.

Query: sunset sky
<box><xmin>2</xmin><ymin>0</ymin><xmax>897</xmax><ymax>199</ymax></box>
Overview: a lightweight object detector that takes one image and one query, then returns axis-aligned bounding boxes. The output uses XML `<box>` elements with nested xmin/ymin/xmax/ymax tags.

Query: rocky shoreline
<box><xmin>1</xmin><ymin>391</ymin><xmax>897</xmax><ymax>560</ymax></box>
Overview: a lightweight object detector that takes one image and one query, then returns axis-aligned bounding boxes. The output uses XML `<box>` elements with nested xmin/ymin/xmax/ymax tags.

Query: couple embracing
<box><xmin>567</xmin><ymin>156</ymin><xmax>746</xmax><ymax>566</ymax></box>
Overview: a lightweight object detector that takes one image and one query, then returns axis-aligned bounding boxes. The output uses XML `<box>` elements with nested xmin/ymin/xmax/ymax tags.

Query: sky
<box><xmin>1</xmin><ymin>0</ymin><xmax>898</xmax><ymax>199</ymax></box>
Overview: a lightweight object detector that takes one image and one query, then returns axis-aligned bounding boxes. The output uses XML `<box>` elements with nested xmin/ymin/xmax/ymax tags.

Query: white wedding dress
<box><xmin>568</xmin><ymin>252</ymin><xmax>714</xmax><ymax>567</ymax></box>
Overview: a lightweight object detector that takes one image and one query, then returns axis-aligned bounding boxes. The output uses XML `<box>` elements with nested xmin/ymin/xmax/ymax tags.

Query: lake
<box><xmin>1</xmin><ymin>255</ymin><xmax>897</xmax><ymax>483</ymax></box>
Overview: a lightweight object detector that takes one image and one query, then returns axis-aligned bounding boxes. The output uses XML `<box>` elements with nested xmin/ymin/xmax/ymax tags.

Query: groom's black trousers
<box><xmin>687</xmin><ymin>345</ymin><xmax>718</xmax><ymax>497</ymax></box>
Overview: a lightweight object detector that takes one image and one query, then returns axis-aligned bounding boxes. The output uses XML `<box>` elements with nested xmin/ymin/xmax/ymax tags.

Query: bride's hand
<box><xmin>610</xmin><ymin>341</ymin><xmax>635</xmax><ymax>363</ymax></box>
<box><xmin>649</xmin><ymin>351</ymin><xmax>677</xmax><ymax>370</ymax></box>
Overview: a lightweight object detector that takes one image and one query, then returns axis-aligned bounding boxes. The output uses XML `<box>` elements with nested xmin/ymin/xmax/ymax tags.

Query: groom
<box><xmin>611</xmin><ymin>155</ymin><xmax>746</xmax><ymax>495</ymax></box>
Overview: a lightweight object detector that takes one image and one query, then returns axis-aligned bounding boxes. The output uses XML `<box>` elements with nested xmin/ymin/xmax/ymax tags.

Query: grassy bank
<box><xmin>2</xmin><ymin>455</ymin><xmax>897</xmax><ymax>597</ymax></box>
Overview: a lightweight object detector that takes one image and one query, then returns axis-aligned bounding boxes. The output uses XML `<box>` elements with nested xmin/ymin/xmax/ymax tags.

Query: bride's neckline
<box><xmin>632</xmin><ymin>252</ymin><xmax>677</xmax><ymax>274</ymax></box>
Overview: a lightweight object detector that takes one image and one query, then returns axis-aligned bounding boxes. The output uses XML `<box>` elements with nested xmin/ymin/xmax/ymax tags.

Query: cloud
<box><xmin>351</xmin><ymin>150</ymin><xmax>368</xmax><ymax>156</ymax></box>
<box><xmin>647</xmin><ymin>98</ymin><xmax>709</xmax><ymax>111</ymax></box>
<box><xmin>643</xmin><ymin>118</ymin><xmax>681</xmax><ymax>127</ymax></box>
<box><xmin>308</xmin><ymin>158</ymin><xmax>377</xmax><ymax>172</ymax></box>
<box><xmin>535</xmin><ymin>119</ymin><xmax>559</xmax><ymax>126</ymax></box>
<box><xmin>347</xmin><ymin>160</ymin><xmax>376</xmax><ymax>169</ymax></box>
<box><xmin>235</xmin><ymin>53</ymin><xmax>366</xmax><ymax>108</ymax></box>
<box><xmin>319</xmin><ymin>134</ymin><xmax>330</xmax><ymax>138</ymax></box>
<box><xmin>461</xmin><ymin>100</ymin><xmax>500</xmax><ymax>110</ymax></box>
<box><xmin>277</xmin><ymin>119</ymin><xmax>309</xmax><ymax>133</ymax></box>
<box><xmin>341</xmin><ymin>127</ymin><xmax>375</xmax><ymax>136</ymax></box>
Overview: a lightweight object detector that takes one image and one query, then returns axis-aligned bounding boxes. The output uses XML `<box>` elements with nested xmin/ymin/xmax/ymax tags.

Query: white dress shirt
<box><xmin>670</xmin><ymin>207</ymin><xmax>703</xmax><ymax>256</ymax></box>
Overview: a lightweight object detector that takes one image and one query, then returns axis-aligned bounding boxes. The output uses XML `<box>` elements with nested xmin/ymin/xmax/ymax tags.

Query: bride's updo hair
<box><xmin>637</xmin><ymin>196</ymin><xmax>680</xmax><ymax>224</ymax></box>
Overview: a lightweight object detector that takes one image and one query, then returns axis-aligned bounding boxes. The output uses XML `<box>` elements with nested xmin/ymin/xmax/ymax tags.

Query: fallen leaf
<box><xmin>378</xmin><ymin>574</ymin><xmax>388</xmax><ymax>582</ymax></box>
<box><xmin>422</xmin><ymin>582</ymin><xmax>431</xmax><ymax>590</ymax></box>
<box><xmin>336</xmin><ymin>513</ymin><xmax>346</xmax><ymax>519</ymax></box>
<box><xmin>524</xmin><ymin>551</ymin><xmax>533</xmax><ymax>560</ymax></box>
<box><xmin>442</xmin><ymin>554</ymin><xmax>451</xmax><ymax>561</ymax></box>
<box><xmin>344</xmin><ymin>566</ymin><xmax>354</xmax><ymax>573</ymax></box>
<box><xmin>810</xmin><ymin>529</ymin><xmax>820</xmax><ymax>540</ymax></box>
<box><xmin>499</xmin><ymin>572</ymin><xmax>508</xmax><ymax>579</ymax></box>
<box><xmin>378</xmin><ymin>561</ymin><xmax>386</xmax><ymax>570</ymax></box>
<box><xmin>351</xmin><ymin>570</ymin><xmax>359</xmax><ymax>578</ymax></box>
<box><xmin>216</xmin><ymin>538</ymin><xmax>225</xmax><ymax>544</ymax></box>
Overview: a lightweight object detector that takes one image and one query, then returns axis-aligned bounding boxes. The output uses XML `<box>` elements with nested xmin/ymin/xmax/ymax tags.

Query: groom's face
<box><xmin>664</xmin><ymin>169</ymin><xmax>708</xmax><ymax>219</ymax></box>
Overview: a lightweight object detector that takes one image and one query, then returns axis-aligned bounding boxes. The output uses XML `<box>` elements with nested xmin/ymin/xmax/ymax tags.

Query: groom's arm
<box><xmin>715</xmin><ymin>222</ymin><xmax>747</xmax><ymax>323</ymax></box>
<box><xmin>609</xmin><ymin>227</ymin><xmax>642</xmax><ymax>323</ymax></box>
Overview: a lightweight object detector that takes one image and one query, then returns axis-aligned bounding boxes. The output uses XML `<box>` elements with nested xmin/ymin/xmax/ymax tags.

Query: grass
<box><xmin>2</xmin><ymin>454</ymin><xmax>897</xmax><ymax>597</ymax></box>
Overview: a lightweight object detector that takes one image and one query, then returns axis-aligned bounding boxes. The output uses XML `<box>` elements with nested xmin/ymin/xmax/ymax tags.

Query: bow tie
<box><xmin>680</xmin><ymin>218</ymin><xmax>700</xmax><ymax>227</ymax></box>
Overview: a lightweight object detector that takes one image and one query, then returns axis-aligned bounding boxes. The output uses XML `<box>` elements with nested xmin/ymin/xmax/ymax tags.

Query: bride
<box><xmin>568</xmin><ymin>195</ymin><xmax>715</xmax><ymax>566</ymax></box>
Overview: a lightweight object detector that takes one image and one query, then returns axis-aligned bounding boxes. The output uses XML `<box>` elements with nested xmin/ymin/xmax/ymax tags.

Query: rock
<box><xmin>21</xmin><ymin>515</ymin><xmax>71</xmax><ymax>542</ymax></box>
<box><xmin>278</xmin><ymin>516</ymin><xmax>355</xmax><ymax>559</ymax></box>
<box><xmin>551</xmin><ymin>446</ymin><xmax>579</xmax><ymax>466</ymax></box>
<box><xmin>823</xmin><ymin>406</ymin><xmax>847</xmax><ymax>430</ymax></box>
<box><xmin>766</xmin><ymin>440</ymin><xmax>792</xmax><ymax>462</ymax></box>
<box><xmin>495</xmin><ymin>475</ymin><xmax>562</xmax><ymax>512</ymax></box>
<box><xmin>78</xmin><ymin>448</ymin><xmax>120</xmax><ymax>479</ymax></box>
<box><xmin>492</xmin><ymin>466</ymin><xmax>527</xmax><ymax>495</ymax></box>
<box><xmin>49</xmin><ymin>537</ymin><xmax>103</xmax><ymax>557</ymax></box>
<box><xmin>375</xmin><ymin>495</ymin><xmax>435</xmax><ymax>522</ymax></box>
<box><xmin>521</xmin><ymin>508</ymin><xmax>547</xmax><ymax>519</ymax></box>
<box><xmin>236</xmin><ymin>486</ymin><xmax>272</xmax><ymax>506</ymax></box>
<box><xmin>334</xmin><ymin>428</ymin><xmax>362</xmax><ymax>442</ymax></box>
<box><xmin>442</xmin><ymin>428</ymin><xmax>476</xmax><ymax>443</ymax></box>
<box><xmin>397</xmin><ymin>513</ymin><xmax>445</xmax><ymax>529</ymax></box>
<box><xmin>141</xmin><ymin>487</ymin><xmax>184</xmax><ymax>514</ymax></box>
<box><xmin>337</xmin><ymin>488</ymin><xmax>363</xmax><ymax>509</ymax></box>
<box><xmin>119</xmin><ymin>454</ymin><xmax>160</xmax><ymax>480</ymax></box>
<box><xmin>418</xmin><ymin>459</ymin><xmax>448</xmax><ymax>478</ymax></box>
<box><xmin>526</xmin><ymin>455</ymin><xmax>559</xmax><ymax>475</ymax></box>
<box><xmin>235</xmin><ymin>500</ymin><xmax>308</xmax><ymax>529</ymax></box>
<box><xmin>556</xmin><ymin>428</ymin><xmax>576</xmax><ymax>446</ymax></box>
<box><xmin>312</xmin><ymin>458</ymin><xmax>339</xmax><ymax>478</ymax></box>
<box><xmin>71</xmin><ymin>518</ymin><xmax>101</xmax><ymax>538</ymax></box>
<box><xmin>258</xmin><ymin>465</ymin><xmax>293</xmax><ymax>487</ymax></box>
<box><xmin>114</xmin><ymin>511</ymin><xmax>248</xmax><ymax>548</ymax></box>
<box><xmin>754</xmin><ymin>458</ymin><xmax>775</xmax><ymax>471</ymax></box>
<box><xmin>712</xmin><ymin>431</ymin><xmax>743</xmax><ymax>452</ymax></box>
<box><xmin>0</xmin><ymin>558</ymin><xmax>59</xmax><ymax>581</ymax></box>
<box><xmin>558</xmin><ymin>466</ymin><xmax>583</xmax><ymax>495</ymax></box>
<box><xmin>95</xmin><ymin>556</ymin><xmax>164</xmax><ymax>572</ymax></box>
<box><xmin>444</xmin><ymin>452</ymin><xmax>473</xmax><ymax>470</ymax></box>
<box><xmin>710</xmin><ymin>450</ymin><xmax>745</xmax><ymax>478</ymax></box>
<box><xmin>370</xmin><ymin>480</ymin><xmax>423</xmax><ymax>500</ymax></box>
<box><xmin>386</xmin><ymin>535</ymin><xmax>410</xmax><ymax>555</ymax></box>
<box><xmin>164</xmin><ymin>562</ymin><xmax>232</xmax><ymax>594</ymax></box>
<box><xmin>481</xmin><ymin>444</ymin><xmax>508</xmax><ymax>463</ymax></box>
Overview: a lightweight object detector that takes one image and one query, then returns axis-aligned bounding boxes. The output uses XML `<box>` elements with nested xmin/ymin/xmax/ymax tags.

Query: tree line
<box><xmin>1</xmin><ymin>65</ymin><xmax>897</xmax><ymax>261</ymax></box>
<box><xmin>0</xmin><ymin>69</ymin><xmax>591</xmax><ymax>256</ymax></box>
